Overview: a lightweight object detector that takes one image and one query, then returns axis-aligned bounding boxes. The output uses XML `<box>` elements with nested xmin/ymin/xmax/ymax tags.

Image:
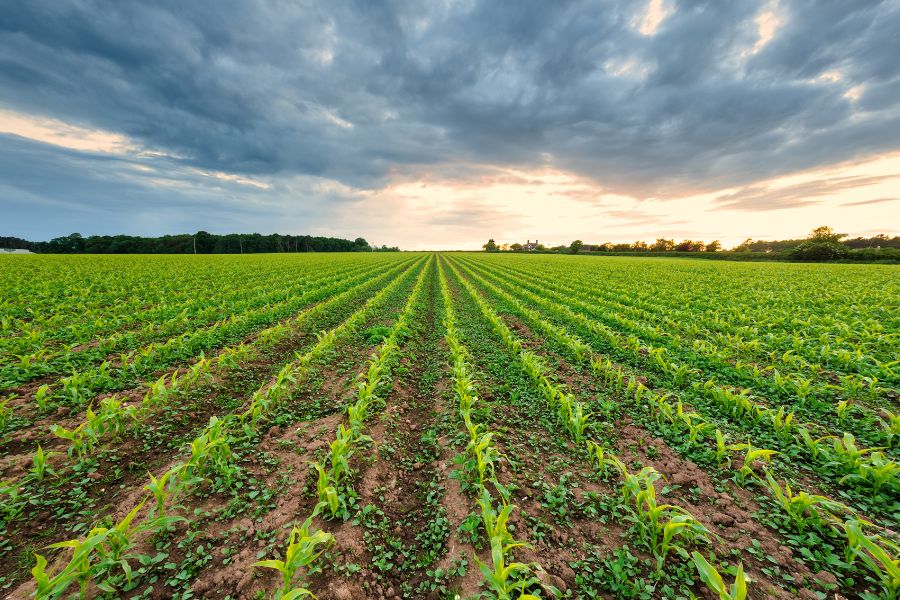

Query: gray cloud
<box><xmin>422</xmin><ymin>201</ymin><xmax>523</xmax><ymax>230</ymax></box>
<box><xmin>1</xmin><ymin>0</ymin><xmax>899</xmax><ymax>237</ymax></box>
<box><xmin>841</xmin><ymin>197</ymin><xmax>898</xmax><ymax>207</ymax></box>
<box><xmin>713</xmin><ymin>174</ymin><xmax>899</xmax><ymax>211</ymax></box>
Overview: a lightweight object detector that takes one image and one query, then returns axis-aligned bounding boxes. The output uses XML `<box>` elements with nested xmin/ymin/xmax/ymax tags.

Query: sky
<box><xmin>1</xmin><ymin>0</ymin><xmax>898</xmax><ymax>250</ymax></box>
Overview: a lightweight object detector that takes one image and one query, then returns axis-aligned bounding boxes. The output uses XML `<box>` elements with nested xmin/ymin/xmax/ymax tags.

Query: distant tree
<box><xmin>789</xmin><ymin>226</ymin><xmax>849</xmax><ymax>261</ymax></box>
<box><xmin>651</xmin><ymin>238</ymin><xmax>675</xmax><ymax>252</ymax></box>
<box><xmin>509</xmin><ymin>243</ymin><xmax>523</xmax><ymax>252</ymax></box>
<box><xmin>732</xmin><ymin>238</ymin><xmax>753</xmax><ymax>252</ymax></box>
<box><xmin>535</xmin><ymin>243</ymin><xmax>546</xmax><ymax>251</ymax></box>
<box><xmin>353</xmin><ymin>237</ymin><xmax>371</xmax><ymax>251</ymax></box>
<box><xmin>809</xmin><ymin>225</ymin><xmax>847</xmax><ymax>243</ymax></box>
<box><xmin>843</xmin><ymin>234</ymin><xmax>900</xmax><ymax>249</ymax></box>
<box><xmin>194</xmin><ymin>231</ymin><xmax>216</xmax><ymax>253</ymax></box>
<box><xmin>612</xmin><ymin>243</ymin><xmax>632</xmax><ymax>251</ymax></box>
<box><xmin>569</xmin><ymin>239</ymin><xmax>584</xmax><ymax>254</ymax></box>
<box><xmin>501</xmin><ymin>243</ymin><xmax>510</xmax><ymax>252</ymax></box>
<box><xmin>483</xmin><ymin>238</ymin><xmax>498</xmax><ymax>252</ymax></box>
<box><xmin>0</xmin><ymin>236</ymin><xmax>35</xmax><ymax>250</ymax></box>
<box><xmin>633</xmin><ymin>240</ymin><xmax>648</xmax><ymax>252</ymax></box>
<box><xmin>43</xmin><ymin>233</ymin><xmax>86</xmax><ymax>253</ymax></box>
<box><xmin>674</xmin><ymin>240</ymin><xmax>705</xmax><ymax>252</ymax></box>
<box><xmin>705</xmin><ymin>240</ymin><xmax>722</xmax><ymax>252</ymax></box>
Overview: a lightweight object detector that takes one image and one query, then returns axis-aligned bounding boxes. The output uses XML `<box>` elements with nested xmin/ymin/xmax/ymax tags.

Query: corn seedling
<box><xmin>880</xmin><ymin>409</ymin><xmax>899</xmax><ymax>447</ymax></box>
<box><xmin>474</xmin><ymin>490</ymin><xmax>543</xmax><ymax>600</ymax></box>
<box><xmin>34</xmin><ymin>384</ymin><xmax>52</xmax><ymax>412</ymax></box>
<box><xmin>1</xmin><ymin>480</ymin><xmax>26</xmax><ymax>523</ymax></box>
<box><xmin>585</xmin><ymin>440</ymin><xmax>620</xmax><ymax>478</ymax></box>
<box><xmin>476</xmin><ymin>533</ymin><xmax>543</xmax><ymax>600</ymax></box>
<box><xmin>842</xmin><ymin>451</ymin><xmax>900</xmax><ymax>494</ymax></box>
<box><xmin>50</xmin><ymin>421</ymin><xmax>98</xmax><ymax>459</ymax></box>
<box><xmin>798</xmin><ymin>427</ymin><xmax>834</xmax><ymax>460</ymax></box>
<box><xmin>836</xmin><ymin>400</ymin><xmax>852</xmax><ymax>424</ymax></box>
<box><xmin>656</xmin><ymin>512</ymin><xmax>710</xmax><ymax>574</ymax></box>
<box><xmin>841</xmin><ymin>519</ymin><xmax>900</xmax><ymax>598</ymax></box>
<box><xmin>827</xmin><ymin>432</ymin><xmax>882</xmax><ymax>472</ymax></box>
<box><xmin>0</xmin><ymin>396</ymin><xmax>12</xmax><ymax>431</ymax></box>
<box><xmin>254</xmin><ymin>516</ymin><xmax>334</xmax><ymax>600</ymax></box>
<box><xmin>30</xmin><ymin>444</ymin><xmax>60</xmax><ymax>481</ymax></box>
<box><xmin>763</xmin><ymin>470</ymin><xmax>848</xmax><ymax>532</ymax></box>
<box><xmin>728</xmin><ymin>441</ymin><xmax>777</xmax><ymax>486</ymax></box>
<box><xmin>715</xmin><ymin>429</ymin><xmax>731</xmax><ymax>468</ymax></box>
<box><xmin>145</xmin><ymin>464</ymin><xmax>199</xmax><ymax>521</ymax></box>
<box><xmin>691</xmin><ymin>552</ymin><xmax>748</xmax><ymax>600</ymax></box>
<box><xmin>33</xmin><ymin>498</ymin><xmax>179</xmax><ymax>597</ymax></box>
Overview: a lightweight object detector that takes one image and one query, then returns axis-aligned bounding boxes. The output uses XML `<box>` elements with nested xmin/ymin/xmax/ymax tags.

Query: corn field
<box><xmin>0</xmin><ymin>252</ymin><xmax>897</xmax><ymax>600</ymax></box>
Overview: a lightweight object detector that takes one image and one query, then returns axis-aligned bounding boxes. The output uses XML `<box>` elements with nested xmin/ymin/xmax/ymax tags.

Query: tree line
<box><xmin>483</xmin><ymin>227</ymin><xmax>900</xmax><ymax>262</ymax></box>
<box><xmin>0</xmin><ymin>232</ymin><xmax>400</xmax><ymax>254</ymax></box>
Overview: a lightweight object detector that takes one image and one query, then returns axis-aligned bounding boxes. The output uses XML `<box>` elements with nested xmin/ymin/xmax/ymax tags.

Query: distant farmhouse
<box><xmin>523</xmin><ymin>239</ymin><xmax>539</xmax><ymax>251</ymax></box>
<box><xmin>1</xmin><ymin>248</ymin><xmax>31</xmax><ymax>254</ymax></box>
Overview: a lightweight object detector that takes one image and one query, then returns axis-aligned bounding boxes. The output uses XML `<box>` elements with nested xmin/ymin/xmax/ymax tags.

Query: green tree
<box><xmin>651</xmin><ymin>238</ymin><xmax>675</xmax><ymax>252</ymax></box>
<box><xmin>809</xmin><ymin>225</ymin><xmax>846</xmax><ymax>243</ymax></box>
<box><xmin>483</xmin><ymin>238</ymin><xmax>498</xmax><ymax>252</ymax></box>
<box><xmin>569</xmin><ymin>239</ymin><xmax>584</xmax><ymax>254</ymax></box>
<box><xmin>194</xmin><ymin>231</ymin><xmax>216</xmax><ymax>253</ymax></box>
<box><xmin>705</xmin><ymin>240</ymin><xmax>722</xmax><ymax>252</ymax></box>
<box><xmin>732</xmin><ymin>238</ymin><xmax>753</xmax><ymax>252</ymax></box>
<box><xmin>789</xmin><ymin>226</ymin><xmax>849</xmax><ymax>261</ymax></box>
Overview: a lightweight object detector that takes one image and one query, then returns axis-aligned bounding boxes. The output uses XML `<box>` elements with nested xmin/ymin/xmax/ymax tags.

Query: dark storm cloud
<box><xmin>0</xmin><ymin>133</ymin><xmax>350</xmax><ymax>239</ymax></box>
<box><xmin>1</xmin><ymin>0</ymin><xmax>899</xmax><ymax>223</ymax></box>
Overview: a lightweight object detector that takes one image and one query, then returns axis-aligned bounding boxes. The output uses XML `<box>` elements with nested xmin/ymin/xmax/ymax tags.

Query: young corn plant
<box><xmin>0</xmin><ymin>396</ymin><xmax>11</xmax><ymax>431</ymax></box>
<box><xmin>729</xmin><ymin>442</ymin><xmax>777</xmax><ymax>486</ymax></box>
<box><xmin>619</xmin><ymin>464</ymin><xmax>710</xmax><ymax>573</ymax></box>
<box><xmin>880</xmin><ymin>409</ymin><xmax>899</xmax><ymax>448</ymax></box>
<box><xmin>763</xmin><ymin>471</ymin><xmax>848</xmax><ymax>532</ymax></box>
<box><xmin>145</xmin><ymin>464</ymin><xmax>200</xmax><ymax>521</ymax></box>
<box><xmin>475</xmin><ymin>490</ymin><xmax>544</xmax><ymax>600</ymax></box>
<box><xmin>656</xmin><ymin>513</ymin><xmax>710</xmax><ymax>574</ymax></box>
<box><xmin>836</xmin><ymin>400</ymin><xmax>853</xmax><ymax>424</ymax></box>
<box><xmin>562</xmin><ymin>396</ymin><xmax>590</xmax><ymax>442</ymax></box>
<box><xmin>30</xmin><ymin>444</ymin><xmax>60</xmax><ymax>481</ymax></box>
<box><xmin>32</xmin><ymin>528</ymin><xmax>107</xmax><ymax>599</ymax></box>
<box><xmin>34</xmin><ymin>384</ymin><xmax>52</xmax><ymax>412</ymax></box>
<box><xmin>50</xmin><ymin>421</ymin><xmax>99</xmax><ymax>459</ymax></box>
<box><xmin>842</xmin><ymin>451</ymin><xmax>900</xmax><ymax>494</ymax></box>
<box><xmin>841</xmin><ymin>519</ymin><xmax>900</xmax><ymax>598</ymax></box>
<box><xmin>96</xmin><ymin>396</ymin><xmax>138</xmax><ymax>436</ymax></box>
<box><xmin>463</xmin><ymin>425</ymin><xmax>506</xmax><ymax>497</ymax></box>
<box><xmin>254</xmin><ymin>516</ymin><xmax>335</xmax><ymax>600</ymax></box>
<box><xmin>1</xmin><ymin>480</ymin><xmax>26</xmax><ymax>524</ymax></box>
<box><xmin>312</xmin><ymin>425</ymin><xmax>360</xmax><ymax>520</ymax></box>
<box><xmin>477</xmin><ymin>533</ymin><xmax>543</xmax><ymax>600</ymax></box>
<box><xmin>767</xmin><ymin>406</ymin><xmax>795</xmax><ymax>442</ymax></box>
<box><xmin>827</xmin><ymin>432</ymin><xmax>883</xmax><ymax>473</ymax></box>
<box><xmin>677</xmin><ymin>408</ymin><xmax>712</xmax><ymax>446</ymax></box>
<box><xmin>32</xmin><ymin>499</ymin><xmax>176</xmax><ymax>598</ymax></box>
<box><xmin>798</xmin><ymin>427</ymin><xmax>834</xmax><ymax>461</ymax></box>
<box><xmin>585</xmin><ymin>440</ymin><xmax>622</xmax><ymax>479</ymax></box>
<box><xmin>59</xmin><ymin>370</ymin><xmax>93</xmax><ymax>406</ymax></box>
<box><xmin>184</xmin><ymin>415</ymin><xmax>238</xmax><ymax>485</ymax></box>
<box><xmin>714</xmin><ymin>429</ymin><xmax>732</xmax><ymax>468</ymax></box>
<box><xmin>691</xmin><ymin>552</ymin><xmax>748</xmax><ymax>600</ymax></box>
